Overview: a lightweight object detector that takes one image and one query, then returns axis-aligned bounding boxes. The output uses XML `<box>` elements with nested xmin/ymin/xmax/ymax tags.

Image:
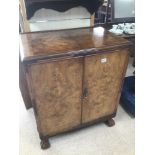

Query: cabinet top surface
<box><xmin>20</xmin><ymin>27</ymin><xmax>131</xmax><ymax>62</ymax></box>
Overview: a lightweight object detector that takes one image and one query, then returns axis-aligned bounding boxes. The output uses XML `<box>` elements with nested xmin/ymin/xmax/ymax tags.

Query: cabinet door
<box><xmin>82</xmin><ymin>49</ymin><xmax>129</xmax><ymax>123</ymax></box>
<box><xmin>29</xmin><ymin>58</ymin><xmax>83</xmax><ymax>136</ymax></box>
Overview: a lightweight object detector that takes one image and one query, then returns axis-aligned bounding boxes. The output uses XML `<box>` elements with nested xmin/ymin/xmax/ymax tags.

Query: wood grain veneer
<box><xmin>20</xmin><ymin>27</ymin><xmax>130</xmax><ymax>63</ymax></box>
<box><xmin>82</xmin><ymin>49</ymin><xmax>128</xmax><ymax>123</ymax></box>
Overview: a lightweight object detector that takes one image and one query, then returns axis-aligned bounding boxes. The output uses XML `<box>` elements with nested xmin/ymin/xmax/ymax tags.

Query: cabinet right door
<box><xmin>82</xmin><ymin>49</ymin><xmax>129</xmax><ymax>123</ymax></box>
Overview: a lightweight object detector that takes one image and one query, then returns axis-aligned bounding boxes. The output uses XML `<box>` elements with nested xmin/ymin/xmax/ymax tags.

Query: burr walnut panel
<box><xmin>20</xmin><ymin>27</ymin><xmax>130</xmax><ymax>62</ymax></box>
<box><xmin>82</xmin><ymin>49</ymin><xmax>128</xmax><ymax>123</ymax></box>
<box><xmin>29</xmin><ymin>57</ymin><xmax>83</xmax><ymax>136</ymax></box>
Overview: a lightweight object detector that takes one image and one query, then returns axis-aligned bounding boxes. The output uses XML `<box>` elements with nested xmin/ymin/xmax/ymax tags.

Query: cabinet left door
<box><xmin>28</xmin><ymin>57</ymin><xmax>83</xmax><ymax>136</ymax></box>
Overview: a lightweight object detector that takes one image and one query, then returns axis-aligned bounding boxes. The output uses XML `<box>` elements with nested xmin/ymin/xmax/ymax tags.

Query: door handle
<box><xmin>83</xmin><ymin>88</ymin><xmax>88</xmax><ymax>99</ymax></box>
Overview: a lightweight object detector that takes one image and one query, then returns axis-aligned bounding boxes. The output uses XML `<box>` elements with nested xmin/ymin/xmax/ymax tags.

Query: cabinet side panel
<box><xmin>82</xmin><ymin>49</ymin><xmax>129</xmax><ymax>123</ymax></box>
<box><xmin>29</xmin><ymin>58</ymin><xmax>83</xmax><ymax>136</ymax></box>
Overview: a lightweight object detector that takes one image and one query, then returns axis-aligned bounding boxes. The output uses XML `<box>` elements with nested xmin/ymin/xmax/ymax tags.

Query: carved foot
<box><xmin>40</xmin><ymin>139</ymin><xmax>50</xmax><ymax>150</ymax></box>
<box><xmin>105</xmin><ymin>118</ymin><xmax>115</xmax><ymax>127</ymax></box>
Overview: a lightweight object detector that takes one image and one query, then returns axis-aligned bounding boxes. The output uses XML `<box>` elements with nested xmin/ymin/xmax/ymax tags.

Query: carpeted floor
<box><xmin>19</xmin><ymin>57</ymin><xmax>135</xmax><ymax>155</ymax></box>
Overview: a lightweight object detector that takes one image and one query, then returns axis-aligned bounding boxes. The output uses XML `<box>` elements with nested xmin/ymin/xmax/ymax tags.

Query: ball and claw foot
<box><xmin>40</xmin><ymin>139</ymin><xmax>50</xmax><ymax>149</ymax></box>
<box><xmin>105</xmin><ymin>118</ymin><xmax>115</xmax><ymax>127</ymax></box>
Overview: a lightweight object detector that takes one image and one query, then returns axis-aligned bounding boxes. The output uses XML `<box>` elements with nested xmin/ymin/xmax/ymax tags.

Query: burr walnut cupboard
<box><xmin>19</xmin><ymin>27</ymin><xmax>131</xmax><ymax>149</ymax></box>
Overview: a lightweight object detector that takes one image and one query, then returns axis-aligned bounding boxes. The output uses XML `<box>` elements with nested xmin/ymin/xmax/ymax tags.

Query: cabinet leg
<box><xmin>105</xmin><ymin>118</ymin><xmax>115</xmax><ymax>127</ymax></box>
<box><xmin>40</xmin><ymin>139</ymin><xmax>50</xmax><ymax>150</ymax></box>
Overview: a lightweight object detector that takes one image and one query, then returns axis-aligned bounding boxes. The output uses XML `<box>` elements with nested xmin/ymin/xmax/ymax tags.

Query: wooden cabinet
<box><xmin>19</xmin><ymin>27</ymin><xmax>131</xmax><ymax>149</ymax></box>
